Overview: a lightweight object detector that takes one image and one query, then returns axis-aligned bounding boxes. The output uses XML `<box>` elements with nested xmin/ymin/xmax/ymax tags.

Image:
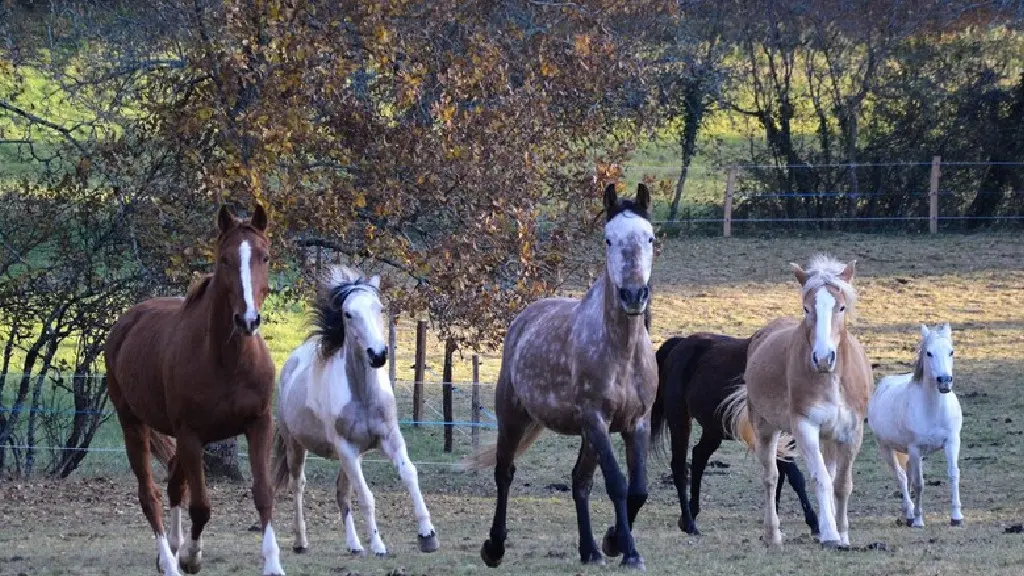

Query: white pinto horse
<box><xmin>868</xmin><ymin>323</ymin><xmax>963</xmax><ymax>528</ymax></box>
<box><xmin>271</xmin><ymin>266</ymin><xmax>439</xmax><ymax>557</ymax></box>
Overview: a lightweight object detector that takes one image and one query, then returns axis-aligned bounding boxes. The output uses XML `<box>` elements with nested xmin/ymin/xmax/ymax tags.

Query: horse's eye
<box><xmin>262</xmin><ymin>255</ymin><xmax>269</xmax><ymax>264</ymax></box>
<box><xmin>838</xmin><ymin>305</ymin><xmax>845</xmax><ymax>312</ymax></box>
<box><xmin>949</xmin><ymin>351</ymin><xmax>954</xmax><ymax>357</ymax></box>
<box><xmin>926</xmin><ymin>351</ymin><xmax>933</xmax><ymax>357</ymax></box>
<box><xmin>605</xmin><ymin>238</ymin><xmax>611</xmax><ymax>246</ymax></box>
<box><xmin>803</xmin><ymin>306</ymin><xmax>810</xmax><ymax>314</ymax></box>
<box><xmin>344</xmin><ymin>312</ymin><xmax>352</xmax><ymax>319</ymax></box>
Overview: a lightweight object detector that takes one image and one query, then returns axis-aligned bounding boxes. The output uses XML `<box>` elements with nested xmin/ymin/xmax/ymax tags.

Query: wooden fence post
<box><xmin>413</xmin><ymin>320</ymin><xmax>427</xmax><ymax>427</ymax></box>
<box><xmin>387</xmin><ymin>312</ymin><xmax>397</xmax><ymax>389</ymax></box>
<box><xmin>929</xmin><ymin>155</ymin><xmax>941</xmax><ymax>234</ymax></box>
<box><xmin>471</xmin><ymin>354</ymin><xmax>481</xmax><ymax>449</ymax></box>
<box><xmin>442</xmin><ymin>338</ymin><xmax>455</xmax><ymax>453</ymax></box>
<box><xmin>723</xmin><ymin>167</ymin><xmax>736</xmax><ymax>238</ymax></box>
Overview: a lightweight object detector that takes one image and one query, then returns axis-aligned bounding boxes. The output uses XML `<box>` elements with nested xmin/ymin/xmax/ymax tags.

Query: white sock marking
<box><xmin>239</xmin><ymin>240</ymin><xmax>258</xmax><ymax>327</ymax></box>
<box><xmin>262</xmin><ymin>524</ymin><xmax>285</xmax><ymax>575</ymax></box>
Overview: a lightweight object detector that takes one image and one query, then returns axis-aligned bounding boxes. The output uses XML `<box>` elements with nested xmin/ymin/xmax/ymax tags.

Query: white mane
<box><xmin>800</xmin><ymin>253</ymin><xmax>858</xmax><ymax>316</ymax></box>
<box><xmin>324</xmin><ymin>265</ymin><xmax>363</xmax><ymax>290</ymax></box>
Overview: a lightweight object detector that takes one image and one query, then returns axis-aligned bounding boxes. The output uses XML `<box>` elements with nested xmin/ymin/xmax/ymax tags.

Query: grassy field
<box><xmin>2</xmin><ymin>232</ymin><xmax>1024</xmax><ymax>575</ymax></box>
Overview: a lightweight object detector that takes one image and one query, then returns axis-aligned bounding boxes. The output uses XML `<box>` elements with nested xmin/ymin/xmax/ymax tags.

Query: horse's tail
<box><xmin>460</xmin><ymin>421</ymin><xmax>544</xmax><ymax>471</ymax></box>
<box><xmin>149</xmin><ymin>432</ymin><xmax>177</xmax><ymax>468</ymax></box>
<box><xmin>271</xmin><ymin>424</ymin><xmax>291</xmax><ymax>494</ymax></box>
<box><xmin>650</xmin><ymin>336</ymin><xmax>692</xmax><ymax>461</ymax></box>
<box><xmin>719</xmin><ymin>383</ymin><xmax>798</xmax><ymax>461</ymax></box>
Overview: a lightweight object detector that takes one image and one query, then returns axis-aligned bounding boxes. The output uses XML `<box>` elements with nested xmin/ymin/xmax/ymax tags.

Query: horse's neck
<box><xmin>579</xmin><ymin>271</ymin><xmax>645</xmax><ymax>356</ymax></box>
<box><xmin>909</xmin><ymin>371</ymin><xmax>947</xmax><ymax>414</ymax></box>
<box><xmin>343</xmin><ymin>342</ymin><xmax>378</xmax><ymax>405</ymax></box>
<box><xmin>199</xmin><ymin>276</ymin><xmax>251</xmax><ymax>365</ymax></box>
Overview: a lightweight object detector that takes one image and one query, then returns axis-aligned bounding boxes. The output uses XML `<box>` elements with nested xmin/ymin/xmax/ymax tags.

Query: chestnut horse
<box><xmin>464</xmin><ymin>183</ymin><xmax>658</xmax><ymax>570</ymax></box>
<box><xmin>650</xmin><ymin>333</ymin><xmax>818</xmax><ymax>537</ymax></box>
<box><xmin>104</xmin><ymin>204</ymin><xmax>284</xmax><ymax>576</ymax></box>
<box><xmin>723</xmin><ymin>255</ymin><xmax>872</xmax><ymax>548</ymax></box>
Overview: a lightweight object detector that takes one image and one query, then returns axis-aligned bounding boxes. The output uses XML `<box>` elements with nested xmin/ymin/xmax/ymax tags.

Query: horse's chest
<box><xmin>806</xmin><ymin>402</ymin><xmax>861</xmax><ymax>444</ymax></box>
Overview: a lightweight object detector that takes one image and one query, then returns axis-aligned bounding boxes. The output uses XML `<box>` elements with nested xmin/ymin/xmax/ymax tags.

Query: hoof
<box><xmin>373</xmin><ymin>551</ymin><xmax>387</xmax><ymax>558</ymax></box>
<box><xmin>348</xmin><ymin>548</ymin><xmax>366</xmax><ymax>557</ymax></box>
<box><xmin>621</xmin><ymin>554</ymin><xmax>646</xmax><ymax>571</ymax></box>
<box><xmin>821</xmin><ymin>540</ymin><xmax>841</xmax><ymax>550</ymax></box>
<box><xmin>905</xmin><ymin>519</ymin><xmax>914</xmax><ymax>528</ymax></box>
<box><xmin>480</xmin><ymin>539</ymin><xmax>504</xmax><ymax>568</ymax></box>
<box><xmin>418</xmin><ymin>531</ymin><xmax>440</xmax><ymax>553</ymax></box>
<box><xmin>951</xmin><ymin>519</ymin><xmax>963</xmax><ymax>527</ymax></box>
<box><xmin>601</xmin><ymin>526</ymin><xmax>622</xmax><ymax>558</ymax></box>
<box><xmin>292</xmin><ymin>546</ymin><xmax>308</xmax><ymax>554</ymax></box>
<box><xmin>677</xmin><ymin>516</ymin><xmax>701</xmax><ymax>535</ymax></box>
<box><xmin>581</xmin><ymin>549</ymin><xmax>605</xmax><ymax>566</ymax></box>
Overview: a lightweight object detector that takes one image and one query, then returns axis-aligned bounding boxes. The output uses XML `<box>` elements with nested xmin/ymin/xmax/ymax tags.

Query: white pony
<box><xmin>271</xmin><ymin>266</ymin><xmax>439</xmax><ymax>557</ymax></box>
<box><xmin>868</xmin><ymin>323</ymin><xmax>963</xmax><ymax>528</ymax></box>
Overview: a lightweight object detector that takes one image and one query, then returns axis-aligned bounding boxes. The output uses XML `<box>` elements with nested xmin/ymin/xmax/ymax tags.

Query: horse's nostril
<box><xmin>619</xmin><ymin>288</ymin><xmax>631</xmax><ymax>302</ymax></box>
<box><xmin>812</xmin><ymin>352</ymin><xmax>818</xmax><ymax>365</ymax></box>
<box><xmin>829</xmin><ymin>350</ymin><xmax>836</xmax><ymax>364</ymax></box>
<box><xmin>254</xmin><ymin>314</ymin><xmax>261</xmax><ymax>327</ymax></box>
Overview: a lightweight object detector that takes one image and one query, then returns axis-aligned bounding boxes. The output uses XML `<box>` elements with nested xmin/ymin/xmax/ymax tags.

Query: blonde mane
<box><xmin>800</xmin><ymin>253</ymin><xmax>858</xmax><ymax>318</ymax></box>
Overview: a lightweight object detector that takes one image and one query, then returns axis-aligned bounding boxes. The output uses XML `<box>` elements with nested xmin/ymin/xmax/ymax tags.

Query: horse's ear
<box><xmin>839</xmin><ymin>260</ymin><xmax>856</xmax><ymax>282</ymax></box>
<box><xmin>920</xmin><ymin>324</ymin><xmax>931</xmax><ymax>339</ymax></box>
<box><xmin>603</xmin><ymin>183</ymin><xmax>618</xmax><ymax>215</ymax></box>
<box><xmin>941</xmin><ymin>323</ymin><xmax>952</xmax><ymax>338</ymax></box>
<box><xmin>635</xmin><ymin>183</ymin><xmax>651</xmax><ymax>214</ymax></box>
<box><xmin>368</xmin><ymin>275</ymin><xmax>381</xmax><ymax>289</ymax></box>
<box><xmin>251</xmin><ymin>203</ymin><xmax>269</xmax><ymax>232</ymax></box>
<box><xmin>790</xmin><ymin>262</ymin><xmax>809</xmax><ymax>285</ymax></box>
<box><xmin>217</xmin><ymin>204</ymin><xmax>236</xmax><ymax>234</ymax></box>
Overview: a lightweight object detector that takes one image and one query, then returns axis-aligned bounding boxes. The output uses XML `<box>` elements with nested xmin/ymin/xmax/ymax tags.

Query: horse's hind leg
<box><xmin>877</xmin><ymin>443</ymin><xmax>914</xmax><ymax>526</ymax></box>
<box><xmin>777</xmin><ymin>459</ymin><xmax>819</xmax><ymax>536</ymax></box>
<box><xmin>571</xmin><ymin>439</ymin><xmax>603</xmax><ymax>565</ymax></box>
<box><xmin>166</xmin><ymin>453</ymin><xmax>187</xmax><ymax>556</ymax></box>
<box><xmin>688</xmin><ymin>426</ymin><xmax>723</xmax><ymax>533</ymax></box>
<box><xmin>480</xmin><ymin>415</ymin><xmax>532</xmax><ymax>568</ymax></box>
<box><xmin>284</xmin><ymin>437</ymin><xmax>309</xmax><ymax>553</ymax></box>
<box><xmin>833</xmin><ymin>431</ymin><xmax>863</xmax><ymax>546</ymax></box>
<box><xmin>381</xmin><ymin>427</ymin><xmax>438</xmax><ymax>552</ymax></box>
<box><xmin>668</xmin><ymin>410</ymin><xmax>698</xmax><ymax>534</ymax></box>
<box><xmin>118</xmin><ymin>411</ymin><xmax>180</xmax><ymax>576</ymax></box>
<box><xmin>944</xmin><ymin>435</ymin><xmax>964</xmax><ymax>526</ymax></box>
<box><xmin>334</xmin><ymin>467</ymin><xmax>364</xmax><ymax>555</ymax></box>
<box><xmin>245</xmin><ymin>414</ymin><xmax>285</xmax><ymax>575</ymax></box>
<box><xmin>754</xmin><ymin>426</ymin><xmax>782</xmax><ymax>546</ymax></box>
<box><xmin>584</xmin><ymin>414</ymin><xmax>643</xmax><ymax>570</ymax></box>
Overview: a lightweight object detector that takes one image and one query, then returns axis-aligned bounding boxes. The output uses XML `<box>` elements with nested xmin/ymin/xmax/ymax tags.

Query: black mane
<box><xmin>605</xmin><ymin>198</ymin><xmax>650</xmax><ymax>221</ymax></box>
<box><xmin>603</xmin><ymin>182</ymin><xmax>651</xmax><ymax>222</ymax></box>
<box><xmin>310</xmin><ymin>280</ymin><xmax>378</xmax><ymax>358</ymax></box>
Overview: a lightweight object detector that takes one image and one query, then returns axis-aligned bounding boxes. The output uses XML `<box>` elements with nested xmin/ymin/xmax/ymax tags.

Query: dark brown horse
<box><xmin>104</xmin><ymin>204</ymin><xmax>284</xmax><ymax>576</ymax></box>
<box><xmin>651</xmin><ymin>333</ymin><xmax>818</xmax><ymax>537</ymax></box>
<box><xmin>464</xmin><ymin>184</ymin><xmax>657</xmax><ymax>570</ymax></box>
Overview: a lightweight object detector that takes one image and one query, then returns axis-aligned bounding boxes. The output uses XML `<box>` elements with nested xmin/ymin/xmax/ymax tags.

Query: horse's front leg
<box><xmin>584</xmin><ymin>413</ymin><xmax>643</xmax><ymax>570</ymax></box>
<box><xmin>381</xmin><ymin>428</ymin><xmax>439</xmax><ymax>552</ymax></box>
<box><xmin>571</xmin><ymin>439</ymin><xmax>603</xmax><ymax>565</ymax></box>
<box><xmin>246</xmin><ymin>415</ymin><xmax>285</xmax><ymax>575</ymax></box>
<box><xmin>173</xmin><ymin>430</ymin><xmax>211</xmax><ymax>575</ymax></box>
<box><xmin>336</xmin><ymin>440</ymin><xmax>386</xmax><ymax>556</ymax></box>
<box><xmin>832</xmin><ymin>429</ymin><xmax>862</xmax><ymax>547</ymax></box>
<box><xmin>793</xmin><ymin>418</ymin><xmax>840</xmax><ymax>546</ymax></box>
<box><xmin>602</xmin><ymin>424</ymin><xmax>650</xmax><ymax>558</ymax></box>
<box><xmin>944</xmin><ymin>436</ymin><xmax>964</xmax><ymax>526</ymax></box>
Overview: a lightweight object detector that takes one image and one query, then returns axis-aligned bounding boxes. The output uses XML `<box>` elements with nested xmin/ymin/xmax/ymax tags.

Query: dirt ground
<box><xmin>2</xmin><ymin>232</ymin><xmax>1024</xmax><ymax>576</ymax></box>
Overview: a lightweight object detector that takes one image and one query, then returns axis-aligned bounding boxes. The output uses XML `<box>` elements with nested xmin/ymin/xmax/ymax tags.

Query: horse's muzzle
<box><xmin>368</xmin><ymin>347</ymin><xmax>388</xmax><ymax>369</ymax></box>
<box><xmin>234</xmin><ymin>312</ymin><xmax>261</xmax><ymax>335</ymax></box>
<box><xmin>936</xmin><ymin>375</ymin><xmax>953</xmax><ymax>393</ymax></box>
<box><xmin>812</xmin><ymin>349</ymin><xmax>836</xmax><ymax>373</ymax></box>
<box><xmin>618</xmin><ymin>285</ymin><xmax>650</xmax><ymax>315</ymax></box>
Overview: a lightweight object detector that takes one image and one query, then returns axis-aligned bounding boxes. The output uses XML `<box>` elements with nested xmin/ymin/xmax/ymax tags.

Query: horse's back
<box><xmin>685</xmin><ymin>335</ymin><xmax>750</xmax><ymax>426</ymax></box>
<box><xmin>867</xmin><ymin>372</ymin><xmax>912</xmax><ymax>444</ymax></box>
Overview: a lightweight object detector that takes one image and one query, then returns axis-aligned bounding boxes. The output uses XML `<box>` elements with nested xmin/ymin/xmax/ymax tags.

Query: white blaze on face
<box><xmin>604</xmin><ymin>212</ymin><xmax>655</xmax><ymax>289</ymax></box>
<box><xmin>239</xmin><ymin>240</ymin><xmax>259</xmax><ymax>326</ymax></box>
<box><xmin>812</xmin><ymin>287</ymin><xmax>836</xmax><ymax>367</ymax></box>
<box><xmin>344</xmin><ymin>289</ymin><xmax>387</xmax><ymax>358</ymax></box>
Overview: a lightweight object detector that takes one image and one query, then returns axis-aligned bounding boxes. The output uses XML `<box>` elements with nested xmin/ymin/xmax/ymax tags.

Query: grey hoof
<box><xmin>374</xmin><ymin>551</ymin><xmax>387</xmax><ymax>558</ymax></box>
<box><xmin>621</xmin><ymin>555</ymin><xmax>646</xmax><ymax>571</ymax></box>
<box><xmin>821</xmin><ymin>540</ymin><xmax>841</xmax><ymax>550</ymax></box>
<box><xmin>418</xmin><ymin>531</ymin><xmax>440</xmax><ymax>553</ymax></box>
<box><xmin>951</xmin><ymin>519</ymin><xmax>963</xmax><ymax>527</ymax></box>
<box><xmin>905</xmin><ymin>519</ymin><xmax>914</xmax><ymax>527</ymax></box>
<box><xmin>292</xmin><ymin>545</ymin><xmax>308</xmax><ymax>554</ymax></box>
<box><xmin>349</xmin><ymin>548</ymin><xmax>366</xmax><ymax>556</ymax></box>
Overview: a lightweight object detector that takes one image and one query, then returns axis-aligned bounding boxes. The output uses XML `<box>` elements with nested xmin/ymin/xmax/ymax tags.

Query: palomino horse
<box><xmin>869</xmin><ymin>323</ymin><xmax>963</xmax><ymax>528</ymax></box>
<box><xmin>465</xmin><ymin>183</ymin><xmax>658</xmax><ymax>570</ymax></box>
<box><xmin>271</xmin><ymin>265</ymin><xmax>439</xmax><ymax>557</ymax></box>
<box><xmin>723</xmin><ymin>255</ymin><xmax>872</xmax><ymax>547</ymax></box>
<box><xmin>651</xmin><ymin>333</ymin><xmax>818</xmax><ymax>536</ymax></box>
<box><xmin>105</xmin><ymin>204</ymin><xmax>284</xmax><ymax>576</ymax></box>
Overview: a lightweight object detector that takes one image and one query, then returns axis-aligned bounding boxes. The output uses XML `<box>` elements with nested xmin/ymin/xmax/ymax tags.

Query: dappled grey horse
<box><xmin>465</xmin><ymin>183</ymin><xmax>658</xmax><ymax>569</ymax></box>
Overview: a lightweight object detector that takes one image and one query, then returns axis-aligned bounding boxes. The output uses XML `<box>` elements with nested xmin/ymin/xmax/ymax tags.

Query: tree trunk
<box><xmin>204</xmin><ymin>438</ymin><xmax>244</xmax><ymax>481</ymax></box>
<box><xmin>667</xmin><ymin>87</ymin><xmax>706</xmax><ymax>222</ymax></box>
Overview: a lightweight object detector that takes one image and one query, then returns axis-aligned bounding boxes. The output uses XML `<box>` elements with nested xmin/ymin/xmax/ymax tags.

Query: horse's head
<box><xmin>916</xmin><ymin>323</ymin><xmax>955</xmax><ymax>393</ymax></box>
<box><xmin>314</xmin><ymin>268</ymin><xmax>388</xmax><ymax>368</ymax></box>
<box><xmin>603</xmin><ymin>183</ymin><xmax>655</xmax><ymax>316</ymax></box>
<box><xmin>791</xmin><ymin>256</ymin><xmax>856</xmax><ymax>374</ymax></box>
<box><xmin>214</xmin><ymin>203</ymin><xmax>271</xmax><ymax>336</ymax></box>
